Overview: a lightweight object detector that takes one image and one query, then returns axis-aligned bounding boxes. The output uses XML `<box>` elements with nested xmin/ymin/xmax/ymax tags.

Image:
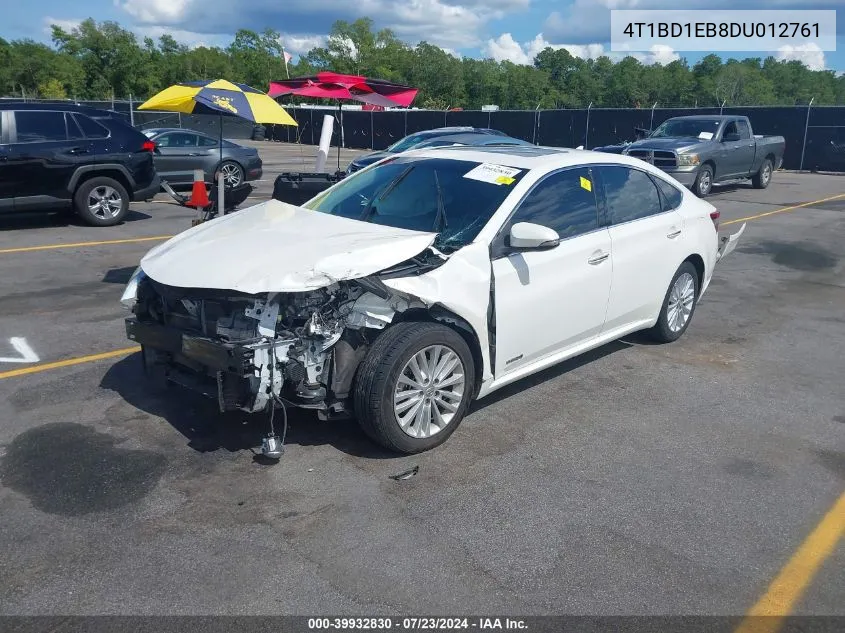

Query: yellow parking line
<box><xmin>0</xmin><ymin>235</ymin><xmax>174</xmax><ymax>255</ymax></box>
<box><xmin>0</xmin><ymin>346</ymin><xmax>140</xmax><ymax>380</ymax></box>
<box><xmin>734</xmin><ymin>490</ymin><xmax>845</xmax><ymax>633</ymax></box>
<box><xmin>722</xmin><ymin>193</ymin><xmax>845</xmax><ymax>226</ymax></box>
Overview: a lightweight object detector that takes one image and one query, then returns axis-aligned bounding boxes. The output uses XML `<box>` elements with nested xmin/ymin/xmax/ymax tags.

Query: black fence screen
<box><xmin>7</xmin><ymin>99</ymin><xmax>841</xmax><ymax>172</ymax></box>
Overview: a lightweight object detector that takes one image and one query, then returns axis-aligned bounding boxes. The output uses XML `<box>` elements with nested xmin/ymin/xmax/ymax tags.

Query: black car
<box><xmin>0</xmin><ymin>103</ymin><xmax>160</xmax><ymax>226</ymax></box>
<box><xmin>346</xmin><ymin>126</ymin><xmax>515</xmax><ymax>173</ymax></box>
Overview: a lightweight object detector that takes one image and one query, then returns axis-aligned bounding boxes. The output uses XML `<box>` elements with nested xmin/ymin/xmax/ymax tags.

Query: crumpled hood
<box><xmin>140</xmin><ymin>199</ymin><xmax>438</xmax><ymax>294</ymax></box>
<box><xmin>626</xmin><ymin>137</ymin><xmax>704</xmax><ymax>152</ymax></box>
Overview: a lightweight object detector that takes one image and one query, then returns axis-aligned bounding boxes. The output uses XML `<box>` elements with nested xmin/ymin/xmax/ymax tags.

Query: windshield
<box><xmin>304</xmin><ymin>157</ymin><xmax>526</xmax><ymax>253</ymax></box>
<box><xmin>650</xmin><ymin>118</ymin><xmax>721</xmax><ymax>139</ymax></box>
<box><xmin>386</xmin><ymin>134</ymin><xmax>429</xmax><ymax>153</ymax></box>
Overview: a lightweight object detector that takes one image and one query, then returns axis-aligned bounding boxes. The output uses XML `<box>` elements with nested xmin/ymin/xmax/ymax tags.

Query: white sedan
<box><xmin>122</xmin><ymin>146</ymin><xmax>745</xmax><ymax>455</ymax></box>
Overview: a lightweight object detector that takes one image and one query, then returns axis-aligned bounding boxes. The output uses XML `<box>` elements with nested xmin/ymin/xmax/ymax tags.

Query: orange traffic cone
<box><xmin>186</xmin><ymin>169</ymin><xmax>209</xmax><ymax>209</ymax></box>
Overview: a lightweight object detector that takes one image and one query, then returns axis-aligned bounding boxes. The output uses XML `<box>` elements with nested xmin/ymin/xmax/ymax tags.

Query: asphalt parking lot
<box><xmin>0</xmin><ymin>141</ymin><xmax>843</xmax><ymax>618</ymax></box>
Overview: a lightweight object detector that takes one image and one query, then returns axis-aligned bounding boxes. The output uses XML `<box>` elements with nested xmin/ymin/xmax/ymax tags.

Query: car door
<box><xmin>491</xmin><ymin>166</ymin><xmax>613</xmax><ymax>376</ymax></box>
<box><xmin>595</xmin><ymin>165</ymin><xmax>687</xmax><ymax>335</ymax></box>
<box><xmin>7</xmin><ymin>110</ymin><xmax>91</xmax><ymax>207</ymax></box>
<box><xmin>734</xmin><ymin>119</ymin><xmax>757</xmax><ymax>176</ymax></box>
<box><xmin>153</xmin><ymin>131</ymin><xmax>201</xmax><ymax>183</ymax></box>
<box><xmin>717</xmin><ymin>120</ymin><xmax>753</xmax><ymax>179</ymax></box>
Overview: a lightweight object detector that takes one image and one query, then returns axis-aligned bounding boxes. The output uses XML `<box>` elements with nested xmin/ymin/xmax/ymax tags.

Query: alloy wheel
<box><xmin>87</xmin><ymin>186</ymin><xmax>123</xmax><ymax>220</ymax></box>
<box><xmin>667</xmin><ymin>272</ymin><xmax>696</xmax><ymax>333</ymax></box>
<box><xmin>393</xmin><ymin>344</ymin><xmax>466</xmax><ymax>439</ymax></box>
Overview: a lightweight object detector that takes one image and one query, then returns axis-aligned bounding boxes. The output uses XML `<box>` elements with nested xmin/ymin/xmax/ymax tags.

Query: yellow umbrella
<box><xmin>138</xmin><ymin>79</ymin><xmax>297</xmax><ymax>126</ymax></box>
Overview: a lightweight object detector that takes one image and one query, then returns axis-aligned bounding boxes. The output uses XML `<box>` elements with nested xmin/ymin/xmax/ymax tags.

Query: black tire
<box><xmin>218</xmin><ymin>161</ymin><xmax>244</xmax><ymax>187</ymax></box>
<box><xmin>752</xmin><ymin>158</ymin><xmax>773</xmax><ymax>189</ymax></box>
<box><xmin>73</xmin><ymin>176</ymin><xmax>130</xmax><ymax>226</ymax></box>
<box><xmin>648</xmin><ymin>261</ymin><xmax>700</xmax><ymax>343</ymax></box>
<box><xmin>353</xmin><ymin>322</ymin><xmax>476</xmax><ymax>454</ymax></box>
<box><xmin>692</xmin><ymin>164</ymin><xmax>713</xmax><ymax>197</ymax></box>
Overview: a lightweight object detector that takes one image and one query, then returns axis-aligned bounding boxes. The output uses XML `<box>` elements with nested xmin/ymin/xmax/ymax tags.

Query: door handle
<box><xmin>587</xmin><ymin>252</ymin><xmax>609</xmax><ymax>265</ymax></box>
<box><xmin>189</xmin><ymin>152</ymin><xmax>204</xmax><ymax>156</ymax></box>
<box><xmin>66</xmin><ymin>147</ymin><xmax>89</xmax><ymax>155</ymax></box>
<box><xmin>667</xmin><ymin>229</ymin><xmax>682</xmax><ymax>238</ymax></box>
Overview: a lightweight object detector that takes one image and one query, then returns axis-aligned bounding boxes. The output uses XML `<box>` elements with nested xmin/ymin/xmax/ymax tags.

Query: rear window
<box><xmin>650</xmin><ymin>174</ymin><xmax>683</xmax><ymax>211</ymax></box>
<box><xmin>74</xmin><ymin>114</ymin><xmax>109</xmax><ymax>139</ymax></box>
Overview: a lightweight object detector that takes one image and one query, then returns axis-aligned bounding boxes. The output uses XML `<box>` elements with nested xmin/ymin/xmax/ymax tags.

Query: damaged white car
<box><xmin>122</xmin><ymin>146</ymin><xmax>745</xmax><ymax>456</ymax></box>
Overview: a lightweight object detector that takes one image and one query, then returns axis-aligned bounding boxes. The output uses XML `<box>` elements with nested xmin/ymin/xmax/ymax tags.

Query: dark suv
<box><xmin>0</xmin><ymin>103</ymin><xmax>160</xmax><ymax>226</ymax></box>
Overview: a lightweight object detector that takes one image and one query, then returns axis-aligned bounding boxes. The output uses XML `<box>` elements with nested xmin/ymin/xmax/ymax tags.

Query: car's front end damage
<box><xmin>125</xmin><ymin>272</ymin><xmax>431</xmax><ymax>420</ymax></box>
<box><xmin>120</xmin><ymin>199</ymin><xmax>494</xmax><ymax>454</ymax></box>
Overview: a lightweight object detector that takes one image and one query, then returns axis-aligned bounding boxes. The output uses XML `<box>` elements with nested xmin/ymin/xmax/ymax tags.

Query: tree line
<box><xmin>1</xmin><ymin>17</ymin><xmax>843</xmax><ymax>110</ymax></box>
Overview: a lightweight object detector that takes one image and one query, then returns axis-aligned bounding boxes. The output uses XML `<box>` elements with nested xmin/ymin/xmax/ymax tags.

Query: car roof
<box><xmin>666</xmin><ymin>115</ymin><xmax>739</xmax><ymax>121</ymax></box>
<box><xmin>401</xmin><ymin>145</ymin><xmax>659</xmax><ymax>172</ymax></box>
<box><xmin>0</xmin><ymin>102</ymin><xmax>123</xmax><ymax>118</ymax></box>
<box><xmin>419</xmin><ymin>132</ymin><xmax>533</xmax><ymax>146</ymax></box>
<box><xmin>145</xmin><ymin>127</ymin><xmax>206</xmax><ymax>135</ymax></box>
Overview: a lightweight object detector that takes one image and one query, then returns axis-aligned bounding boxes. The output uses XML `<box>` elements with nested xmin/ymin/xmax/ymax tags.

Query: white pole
<box><xmin>315</xmin><ymin>114</ymin><xmax>334</xmax><ymax>172</ymax></box>
<box><xmin>799</xmin><ymin>97</ymin><xmax>815</xmax><ymax>172</ymax></box>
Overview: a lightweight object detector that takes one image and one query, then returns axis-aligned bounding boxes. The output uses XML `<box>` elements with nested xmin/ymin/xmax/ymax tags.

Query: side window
<box><xmin>650</xmin><ymin>174</ymin><xmax>683</xmax><ymax>211</ymax></box>
<box><xmin>156</xmin><ymin>132</ymin><xmax>198</xmax><ymax>148</ymax></box>
<box><xmin>14</xmin><ymin>111</ymin><xmax>68</xmax><ymax>143</ymax></box>
<box><xmin>74</xmin><ymin>114</ymin><xmax>109</xmax><ymax>139</ymax></box>
<box><xmin>198</xmin><ymin>135</ymin><xmax>219</xmax><ymax>147</ymax></box>
<box><xmin>723</xmin><ymin>121</ymin><xmax>738</xmax><ymax>139</ymax></box>
<box><xmin>599</xmin><ymin>166</ymin><xmax>663</xmax><ymax>224</ymax></box>
<box><xmin>66</xmin><ymin>113</ymin><xmax>85</xmax><ymax>140</ymax></box>
<box><xmin>736</xmin><ymin>120</ymin><xmax>751</xmax><ymax>140</ymax></box>
<box><xmin>509</xmin><ymin>167</ymin><xmax>599</xmax><ymax>240</ymax></box>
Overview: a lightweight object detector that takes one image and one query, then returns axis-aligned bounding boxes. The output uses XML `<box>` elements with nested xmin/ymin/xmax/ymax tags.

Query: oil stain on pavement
<box><xmin>0</xmin><ymin>422</ymin><xmax>166</xmax><ymax>516</ymax></box>
<box><xmin>738</xmin><ymin>240</ymin><xmax>838</xmax><ymax>271</ymax></box>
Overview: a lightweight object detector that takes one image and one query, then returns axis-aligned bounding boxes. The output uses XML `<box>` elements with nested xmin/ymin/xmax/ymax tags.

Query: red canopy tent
<box><xmin>268</xmin><ymin>72</ymin><xmax>418</xmax><ymax>171</ymax></box>
<box><xmin>268</xmin><ymin>71</ymin><xmax>418</xmax><ymax>107</ymax></box>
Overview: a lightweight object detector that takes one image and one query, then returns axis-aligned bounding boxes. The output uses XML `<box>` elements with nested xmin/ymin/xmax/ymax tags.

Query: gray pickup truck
<box><xmin>621</xmin><ymin>115</ymin><xmax>786</xmax><ymax>197</ymax></box>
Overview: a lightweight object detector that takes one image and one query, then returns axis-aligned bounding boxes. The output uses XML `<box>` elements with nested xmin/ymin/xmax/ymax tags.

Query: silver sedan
<box><xmin>142</xmin><ymin>128</ymin><xmax>263</xmax><ymax>187</ymax></box>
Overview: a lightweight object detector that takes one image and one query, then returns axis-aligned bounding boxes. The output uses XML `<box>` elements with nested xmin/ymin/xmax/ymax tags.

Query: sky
<box><xmin>2</xmin><ymin>0</ymin><xmax>842</xmax><ymax>72</ymax></box>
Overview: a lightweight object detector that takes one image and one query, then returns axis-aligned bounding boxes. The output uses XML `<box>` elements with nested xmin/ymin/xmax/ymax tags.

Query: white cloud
<box><xmin>117</xmin><ymin>0</ymin><xmax>530</xmax><ymax>51</ymax></box>
<box><xmin>776</xmin><ymin>43</ymin><xmax>826</xmax><ymax>70</ymax></box>
<box><xmin>281</xmin><ymin>34</ymin><xmax>327</xmax><ymax>57</ymax></box>
<box><xmin>483</xmin><ymin>33</ymin><xmax>678</xmax><ymax>66</ymax></box>
<box><xmin>43</xmin><ymin>17</ymin><xmax>82</xmax><ymax>35</ymax></box>
<box><xmin>132</xmin><ymin>26</ymin><xmax>230</xmax><ymax>49</ymax></box>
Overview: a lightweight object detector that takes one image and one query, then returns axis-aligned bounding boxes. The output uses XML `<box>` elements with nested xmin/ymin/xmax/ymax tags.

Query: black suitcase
<box><xmin>272</xmin><ymin>171</ymin><xmax>346</xmax><ymax>206</ymax></box>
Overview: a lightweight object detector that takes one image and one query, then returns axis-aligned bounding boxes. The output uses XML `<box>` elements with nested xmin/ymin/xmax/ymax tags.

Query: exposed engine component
<box><xmin>131</xmin><ymin>277</ymin><xmax>419</xmax><ymax>419</ymax></box>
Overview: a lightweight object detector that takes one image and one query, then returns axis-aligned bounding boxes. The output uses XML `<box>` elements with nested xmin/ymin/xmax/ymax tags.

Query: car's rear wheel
<box><xmin>692</xmin><ymin>165</ymin><xmax>713</xmax><ymax>197</ymax></box>
<box><xmin>353</xmin><ymin>322</ymin><xmax>475</xmax><ymax>454</ymax></box>
<box><xmin>648</xmin><ymin>261</ymin><xmax>700</xmax><ymax>343</ymax></box>
<box><xmin>219</xmin><ymin>161</ymin><xmax>244</xmax><ymax>187</ymax></box>
<box><xmin>752</xmin><ymin>158</ymin><xmax>773</xmax><ymax>189</ymax></box>
<box><xmin>74</xmin><ymin>177</ymin><xmax>130</xmax><ymax>226</ymax></box>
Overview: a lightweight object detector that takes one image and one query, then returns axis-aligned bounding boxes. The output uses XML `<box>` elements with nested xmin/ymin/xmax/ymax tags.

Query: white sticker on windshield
<box><xmin>463</xmin><ymin>163</ymin><xmax>522</xmax><ymax>186</ymax></box>
<box><xmin>698</xmin><ymin>131</ymin><xmax>714</xmax><ymax>140</ymax></box>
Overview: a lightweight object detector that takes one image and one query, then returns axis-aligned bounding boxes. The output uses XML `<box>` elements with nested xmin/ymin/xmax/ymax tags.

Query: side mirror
<box><xmin>723</xmin><ymin>132</ymin><xmax>740</xmax><ymax>142</ymax></box>
<box><xmin>509</xmin><ymin>222</ymin><xmax>560</xmax><ymax>250</ymax></box>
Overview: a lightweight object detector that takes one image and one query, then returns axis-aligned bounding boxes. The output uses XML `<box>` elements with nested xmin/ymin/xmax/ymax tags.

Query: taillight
<box><xmin>141</xmin><ymin>140</ymin><xmax>156</xmax><ymax>152</ymax></box>
<box><xmin>710</xmin><ymin>210</ymin><xmax>720</xmax><ymax>231</ymax></box>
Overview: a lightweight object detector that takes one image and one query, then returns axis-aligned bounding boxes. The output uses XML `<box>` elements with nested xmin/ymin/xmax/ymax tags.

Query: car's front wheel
<box><xmin>648</xmin><ymin>261</ymin><xmax>700</xmax><ymax>343</ymax></box>
<box><xmin>353</xmin><ymin>322</ymin><xmax>475</xmax><ymax>454</ymax></box>
<box><xmin>692</xmin><ymin>165</ymin><xmax>713</xmax><ymax>197</ymax></box>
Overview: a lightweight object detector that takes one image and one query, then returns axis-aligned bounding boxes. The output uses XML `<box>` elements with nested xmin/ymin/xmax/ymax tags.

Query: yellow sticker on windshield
<box><xmin>580</xmin><ymin>176</ymin><xmax>592</xmax><ymax>191</ymax></box>
<box><xmin>495</xmin><ymin>175</ymin><xmax>515</xmax><ymax>185</ymax></box>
